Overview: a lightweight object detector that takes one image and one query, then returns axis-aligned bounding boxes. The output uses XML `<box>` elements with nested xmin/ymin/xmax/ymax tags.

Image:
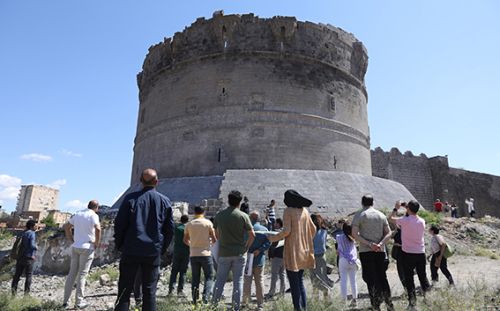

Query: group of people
<box><xmin>9</xmin><ymin>168</ymin><xmax>456</xmax><ymax>311</ymax></box>
<box><xmin>433</xmin><ymin>197</ymin><xmax>476</xmax><ymax>218</ymax></box>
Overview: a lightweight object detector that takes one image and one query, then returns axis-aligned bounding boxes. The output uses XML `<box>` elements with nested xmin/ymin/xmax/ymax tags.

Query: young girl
<box><xmin>336</xmin><ymin>223</ymin><xmax>359</xmax><ymax>306</ymax></box>
<box><xmin>309</xmin><ymin>214</ymin><xmax>334</xmax><ymax>298</ymax></box>
<box><xmin>429</xmin><ymin>225</ymin><xmax>454</xmax><ymax>285</ymax></box>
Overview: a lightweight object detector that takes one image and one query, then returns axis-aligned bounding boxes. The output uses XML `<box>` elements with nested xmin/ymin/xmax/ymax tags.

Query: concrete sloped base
<box><xmin>111</xmin><ymin>169</ymin><xmax>417</xmax><ymax>218</ymax></box>
<box><xmin>219</xmin><ymin>169</ymin><xmax>418</xmax><ymax>217</ymax></box>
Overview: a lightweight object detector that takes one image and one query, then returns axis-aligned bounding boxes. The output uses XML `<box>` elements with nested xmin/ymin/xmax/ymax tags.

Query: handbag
<box><xmin>443</xmin><ymin>243</ymin><xmax>455</xmax><ymax>258</ymax></box>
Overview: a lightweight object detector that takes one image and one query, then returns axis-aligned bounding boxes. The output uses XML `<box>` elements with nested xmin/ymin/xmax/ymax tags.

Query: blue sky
<box><xmin>1</xmin><ymin>0</ymin><xmax>499</xmax><ymax>212</ymax></box>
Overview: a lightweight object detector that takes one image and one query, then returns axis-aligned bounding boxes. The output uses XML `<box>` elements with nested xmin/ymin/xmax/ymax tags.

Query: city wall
<box><xmin>372</xmin><ymin>147</ymin><xmax>500</xmax><ymax>217</ymax></box>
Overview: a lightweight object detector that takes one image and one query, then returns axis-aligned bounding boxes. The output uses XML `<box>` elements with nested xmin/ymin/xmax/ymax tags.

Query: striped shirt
<box><xmin>267</xmin><ymin>206</ymin><xmax>276</xmax><ymax>219</ymax></box>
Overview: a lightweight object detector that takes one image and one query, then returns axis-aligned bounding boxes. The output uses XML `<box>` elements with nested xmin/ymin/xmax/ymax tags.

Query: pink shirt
<box><xmin>396</xmin><ymin>215</ymin><xmax>426</xmax><ymax>254</ymax></box>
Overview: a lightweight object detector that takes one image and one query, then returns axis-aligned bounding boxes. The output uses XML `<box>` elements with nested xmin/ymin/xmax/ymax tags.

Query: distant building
<box><xmin>16</xmin><ymin>185</ymin><xmax>59</xmax><ymax>216</ymax></box>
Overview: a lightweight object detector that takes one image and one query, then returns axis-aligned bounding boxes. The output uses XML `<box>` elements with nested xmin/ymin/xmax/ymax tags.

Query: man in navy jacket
<box><xmin>114</xmin><ymin>168</ymin><xmax>174</xmax><ymax>311</ymax></box>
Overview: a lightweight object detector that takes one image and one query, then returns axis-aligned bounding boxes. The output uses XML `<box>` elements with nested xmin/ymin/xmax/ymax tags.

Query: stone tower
<box><xmin>132</xmin><ymin>12</ymin><xmax>371</xmax><ymax>183</ymax></box>
<box><xmin>115</xmin><ymin>12</ymin><xmax>417</xmax><ymax>216</ymax></box>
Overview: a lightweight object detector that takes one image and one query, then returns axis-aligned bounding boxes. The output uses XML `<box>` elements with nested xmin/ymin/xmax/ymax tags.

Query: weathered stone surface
<box><xmin>131</xmin><ymin>14</ymin><xmax>371</xmax><ymax>184</ymax></box>
<box><xmin>34</xmin><ymin>226</ymin><xmax>118</xmax><ymax>274</ymax></box>
<box><xmin>372</xmin><ymin>147</ymin><xmax>500</xmax><ymax>218</ymax></box>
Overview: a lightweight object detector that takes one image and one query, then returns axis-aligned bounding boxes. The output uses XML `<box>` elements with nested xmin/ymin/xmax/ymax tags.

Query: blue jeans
<box><xmin>212</xmin><ymin>255</ymin><xmax>246</xmax><ymax>311</ymax></box>
<box><xmin>191</xmin><ymin>256</ymin><xmax>215</xmax><ymax>304</ymax></box>
<box><xmin>286</xmin><ymin>270</ymin><xmax>306</xmax><ymax>311</ymax></box>
<box><xmin>115</xmin><ymin>256</ymin><xmax>160</xmax><ymax>311</ymax></box>
<box><xmin>168</xmin><ymin>253</ymin><xmax>189</xmax><ymax>293</ymax></box>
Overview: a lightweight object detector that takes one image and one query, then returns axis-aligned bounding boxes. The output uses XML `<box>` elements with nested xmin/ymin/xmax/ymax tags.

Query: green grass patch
<box><xmin>418</xmin><ymin>209</ymin><xmax>442</xmax><ymax>225</ymax></box>
<box><xmin>88</xmin><ymin>265</ymin><xmax>120</xmax><ymax>283</ymax></box>
<box><xmin>474</xmin><ymin>247</ymin><xmax>498</xmax><ymax>259</ymax></box>
<box><xmin>0</xmin><ymin>292</ymin><xmax>64</xmax><ymax>311</ymax></box>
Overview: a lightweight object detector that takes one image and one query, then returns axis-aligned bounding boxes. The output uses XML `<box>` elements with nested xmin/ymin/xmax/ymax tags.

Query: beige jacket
<box><xmin>269</xmin><ymin>207</ymin><xmax>316</xmax><ymax>272</ymax></box>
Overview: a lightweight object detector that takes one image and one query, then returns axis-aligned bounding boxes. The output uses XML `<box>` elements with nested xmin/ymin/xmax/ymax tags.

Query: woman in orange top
<box><xmin>269</xmin><ymin>190</ymin><xmax>316</xmax><ymax>311</ymax></box>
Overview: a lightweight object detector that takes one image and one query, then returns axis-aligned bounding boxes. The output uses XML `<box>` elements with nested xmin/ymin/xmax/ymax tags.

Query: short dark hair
<box><xmin>228</xmin><ymin>190</ymin><xmax>243</xmax><ymax>207</ymax></box>
<box><xmin>180</xmin><ymin>215</ymin><xmax>189</xmax><ymax>224</ymax></box>
<box><xmin>88</xmin><ymin>200</ymin><xmax>99</xmax><ymax>210</ymax></box>
<box><xmin>26</xmin><ymin>219</ymin><xmax>36</xmax><ymax>230</ymax></box>
<box><xmin>408</xmin><ymin>200</ymin><xmax>420</xmax><ymax>213</ymax></box>
<box><xmin>430</xmin><ymin>224</ymin><xmax>440</xmax><ymax>234</ymax></box>
<box><xmin>194</xmin><ymin>206</ymin><xmax>205</xmax><ymax>215</ymax></box>
<box><xmin>362</xmin><ymin>194</ymin><xmax>374</xmax><ymax>207</ymax></box>
<box><xmin>275</xmin><ymin>218</ymin><xmax>283</xmax><ymax>228</ymax></box>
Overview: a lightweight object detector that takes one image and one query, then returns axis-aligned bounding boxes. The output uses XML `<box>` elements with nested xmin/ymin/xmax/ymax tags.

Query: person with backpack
<box><xmin>429</xmin><ymin>225</ymin><xmax>454</xmax><ymax>285</ymax></box>
<box><xmin>11</xmin><ymin>219</ymin><xmax>37</xmax><ymax>295</ymax></box>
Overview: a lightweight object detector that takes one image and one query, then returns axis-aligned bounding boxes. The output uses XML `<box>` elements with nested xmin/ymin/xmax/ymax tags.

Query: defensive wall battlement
<box><xmin>372</xmin><ymin>147</ymin><xmax>500</xmax><ymax>217</ymax></box>
<box><xmin>131</xmin><ymin>12</ymin><xmax>372</xmax><ymax>182</ymax></box>
<box><xmin>137</xmin><ymin>11</ymin><xmax>368</xmax><ymax>99</ymax></box>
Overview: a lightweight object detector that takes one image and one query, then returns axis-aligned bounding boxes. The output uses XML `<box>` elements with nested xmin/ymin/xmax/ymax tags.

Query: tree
<box><xmin>41</xmin><ymin>215</ymin><xmax>57</xmax><ymax>228</ymax></box>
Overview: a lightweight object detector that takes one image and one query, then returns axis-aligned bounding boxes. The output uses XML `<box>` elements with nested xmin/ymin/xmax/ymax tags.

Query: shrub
<box><xmin>0</xmin><ymin>229</ymin><xmax>13</xmax><ymax>242</ymax></box>
<box><xmin>41</xmin><ymin>215</ymin><xmax>57</xmax><ymax>229</ymax></box>
<box><xmin>418</xmin><ymin>209</ymin><xmax>442</xmax><ymax>225</ymax></box>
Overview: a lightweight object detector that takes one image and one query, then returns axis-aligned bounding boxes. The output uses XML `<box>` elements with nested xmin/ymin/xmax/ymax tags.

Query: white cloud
<box><xmin>46</xmin><ymin>179</ymin><xmax>67</xmax><ymax>190</ymax></box>
<box><xmin>0</xmin><ymin>174</ymin><xmax>22</xmax><ymax>207</ymax></box>
<box><xmin>61</xmin><ymin>149</ymin><xmax>82</xmax><ymax>158</ymax></box>
<box><xmin>65</xmin><ymin>199</ymin><xmax>86</xmax><ymax>210</ymax></box>
<box><xmin>0</xmin><ymin>174</ymin><xmax>22</xmax><ymax>188</ymax></box>
<box><xmin>20</xmin><ymin>153</ymin><xmax>53</xmax><ymax>162</ymax></box>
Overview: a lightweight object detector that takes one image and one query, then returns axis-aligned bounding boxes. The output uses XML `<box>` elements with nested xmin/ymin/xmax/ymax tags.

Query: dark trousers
<box><xmin>168</xmin><ymin>253</ymin><xmax>189</xmax><ymax>293</ymax></box>
<box><xmin>190</xmin><ymin>256</ymin><xmax>215</xmax><ymax>304</ymax></box>
<box><xmin>430</xmin><ymin>251</ymin><xmax>454</xmax><ymax>284</ymax></box>
<box><xmin>133</xmin><ymin>266</ymin><xmax>142</xmax><ymax>304</ymax></box>
<box><xmin>11</xmin><ymin>257</ymin><xmax>34</xmax><ymax>295</ymax></box>
<box><xmin>401</xmin><ymin>251</ymin><xmax>431</xmax><ymax>306</ymax></box>
<box><xmin>115</xmin><ymin>255</ymin><xmax>160</xmax><ymax>311</ymax></box>
<box><xmin>359</xmin><ymin>252</ymin><xmax>393</xmax><ymax>309</ymax></box>
<box><xmin>286</xmin><ymin>269</ymin><xmax>306</xmax><ymax>311</ymax></box>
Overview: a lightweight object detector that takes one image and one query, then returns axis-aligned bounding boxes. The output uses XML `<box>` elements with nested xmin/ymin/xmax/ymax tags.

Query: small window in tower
<box><xmin>329</xmin><ymin>97</ymin><xmax>336</xmax><ymax>115</ymax></box>
<box><xmin>217</xmin><ymin>148</ymin><xmax>222</xmax><ymax>162</ymax></box>
<box><xmin>222</xmin><ymin>87</ymin><xmax>225</xmax><ymax>95</ymax></box>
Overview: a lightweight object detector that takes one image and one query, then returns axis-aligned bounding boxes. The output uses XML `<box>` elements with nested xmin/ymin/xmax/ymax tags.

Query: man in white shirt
<box><xmin>63</xmin><ymin>200</ymin><xmax>101</xmax><ymax>309</ymax></box>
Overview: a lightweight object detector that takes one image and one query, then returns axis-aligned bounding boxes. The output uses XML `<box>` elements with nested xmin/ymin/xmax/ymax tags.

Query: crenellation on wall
<box><xmin>138</xmin><ymin>13</ymin><xmax>368</xmax><ymax>98</ymax></box>
<box><xmin>372</xmin><ymin>147</ymin><xmax>500</xmax><ymax>217</ymax></box>
<box><xmin>132</xmin><ymin>13</ymin><xmax>372</xmax><ymax>183</ymax></box>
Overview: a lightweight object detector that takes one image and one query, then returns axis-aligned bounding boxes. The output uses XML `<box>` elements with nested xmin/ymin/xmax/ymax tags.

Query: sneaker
<box><xmin>285</xmin><ymin>288</ymin><xmax>291</xmax><ymax>293</ymax></box>
<box><xmin>62</xmin><ymin>303</ymin><xmax>70</xmax><ymax>310</ymax></box>
<box><xmin>76</xmin><ymin>301</ymin><xmax>89</xmax><ymax>309</ymax></box>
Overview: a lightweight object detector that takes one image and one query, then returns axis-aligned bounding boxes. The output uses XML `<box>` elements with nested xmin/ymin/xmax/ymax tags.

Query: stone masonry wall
<box><xmin>371</xmin><ymin>147</ymin><xmax>435</xmax><ymax>209</ymax></box>
<box><xmin>372</xmin><ymin>147</ymin><xmax>500</xmax><ymax>217</ymax></box>
<box><xmin>131</xmin><ymin>12</ymin><xmax>371</xmax><ymax>183</ymax></box>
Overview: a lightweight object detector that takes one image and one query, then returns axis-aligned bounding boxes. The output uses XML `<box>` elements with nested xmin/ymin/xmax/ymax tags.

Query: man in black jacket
<box><xmin>114</xmin><ymin>168</ymin><xmax>174</xmax><ymax>311</ymax></box>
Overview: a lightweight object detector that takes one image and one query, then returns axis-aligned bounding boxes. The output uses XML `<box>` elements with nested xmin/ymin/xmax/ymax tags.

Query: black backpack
<box><xmin>10</xmin><ymin>234</ymin><xmax>24</xmax><ymax>261</ymax></box>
